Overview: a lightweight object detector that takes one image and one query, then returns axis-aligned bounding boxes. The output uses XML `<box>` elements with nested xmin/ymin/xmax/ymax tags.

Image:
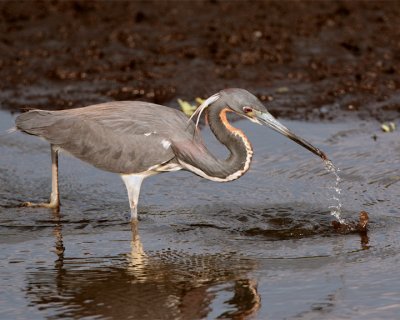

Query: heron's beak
<box><xmin>254</xmin><ymin>110</ymin><xmax>327</xmax><ymax>160</ymax></box>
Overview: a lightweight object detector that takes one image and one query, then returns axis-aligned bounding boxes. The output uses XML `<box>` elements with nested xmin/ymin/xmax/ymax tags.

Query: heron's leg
<box><xmin>48</xmin><ymin>145</ymin><xmax>60</xmax><ymax>207</ymax></box>
<box><xmin>23</xmin><ymin>145</ymin><xmax>60</xmax><ymax>209</ymax></box>
<box><xmin>121</xmin><ymin>174</ymin><xmax>145</xmax><ymax>222</ymax></box>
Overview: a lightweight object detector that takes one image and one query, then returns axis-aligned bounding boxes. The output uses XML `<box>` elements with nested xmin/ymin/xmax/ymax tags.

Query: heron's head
<box><xmin>218</xmin><ymin>88</ymin><xmax>328</xmax><ymax>160</ymax></box>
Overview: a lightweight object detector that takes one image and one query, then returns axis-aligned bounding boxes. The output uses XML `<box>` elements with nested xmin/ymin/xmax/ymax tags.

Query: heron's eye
<box><xmin>243</xmin><ymin>107</ymin><xmax>253</xmax><ymax>114</ymax></box>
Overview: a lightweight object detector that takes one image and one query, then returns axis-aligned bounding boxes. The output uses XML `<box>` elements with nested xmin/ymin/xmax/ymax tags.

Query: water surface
<box><xmin>0</xmin><ymin>110</ymin><xmax>399</xmax><ymax>319</ymax></box>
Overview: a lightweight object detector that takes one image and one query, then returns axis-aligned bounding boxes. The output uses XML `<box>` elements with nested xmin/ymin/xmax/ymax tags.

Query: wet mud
<box><xmin>1</xmin><ymin>1</ymin><xmax>400</xmax><ymax>122</ymax></box>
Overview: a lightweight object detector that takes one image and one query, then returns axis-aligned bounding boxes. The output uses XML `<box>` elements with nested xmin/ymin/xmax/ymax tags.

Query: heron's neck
<box><xmin>203</xmin><ymin>105</ymin><xmax>253</xmax><ymax>181</ymax></box>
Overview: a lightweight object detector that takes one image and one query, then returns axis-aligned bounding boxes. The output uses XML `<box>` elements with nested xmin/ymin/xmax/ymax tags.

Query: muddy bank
<box><xmin>0</xmin><ymin>1</ymin><xmax>400</xmax><ymax>121</ymax></box>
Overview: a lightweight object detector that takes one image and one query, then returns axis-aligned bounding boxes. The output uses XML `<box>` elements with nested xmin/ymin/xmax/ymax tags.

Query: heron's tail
<box><xmin>15</xmin><ymin>110</ymin><xmax>55</xmax><ymax>136</ymax></box>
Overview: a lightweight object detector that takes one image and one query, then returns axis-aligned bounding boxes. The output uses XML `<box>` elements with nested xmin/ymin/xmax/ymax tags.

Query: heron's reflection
<box><xmin>52</xmin><ymin>208</ymin><xmax>65</xmax><ymax>270</ymax></box>
<box><xmin>26</xmin><ymin>218</ymin><xmax>260</xmax><ymax>319</ymax></box>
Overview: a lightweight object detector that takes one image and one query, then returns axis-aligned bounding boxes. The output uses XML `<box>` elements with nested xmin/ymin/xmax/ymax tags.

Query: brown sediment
<box><xmin>0</xmin><ymin>1</ymin><xmax>399</xmax><ymax>122</ymax></box>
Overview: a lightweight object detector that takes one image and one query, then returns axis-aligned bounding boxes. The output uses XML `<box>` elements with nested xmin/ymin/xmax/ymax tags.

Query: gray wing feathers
<box><xmin>15</xmin><ymin>103</ymin><xmax>187</xmax><ymax>174</ymax></box>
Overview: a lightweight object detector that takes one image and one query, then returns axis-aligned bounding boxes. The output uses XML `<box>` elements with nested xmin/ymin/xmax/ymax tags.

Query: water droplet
<box><xmin>324</xmin><ymin>159</ymin><xmax>344</xmax><ymax>223</ymax></box>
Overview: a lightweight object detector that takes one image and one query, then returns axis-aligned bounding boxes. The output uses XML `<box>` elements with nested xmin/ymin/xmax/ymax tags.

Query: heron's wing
<box><xmin>15</xmin><ymin>102</ymin><xmax>191</xmax><ymax>174</ymax></box>
<box><xmin>59</xmin><ymin>101</ymin><xmax>197</xmax><ymax>137</ymax></box>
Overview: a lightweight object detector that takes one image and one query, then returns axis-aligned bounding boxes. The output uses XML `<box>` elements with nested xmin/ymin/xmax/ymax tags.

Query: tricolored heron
<box><xmin>16</xmin><ymin>88</ymin><xmax>327</xmax><ymax>221</ymax></box>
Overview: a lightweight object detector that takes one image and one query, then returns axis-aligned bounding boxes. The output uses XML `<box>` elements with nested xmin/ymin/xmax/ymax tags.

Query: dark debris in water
<box><xmin>243</xmin><ymin>226</ymin><xmax>328</xmax><ymax>241</ymax></box>
<box><xmin>332</xmin><ymin>211</ymin><xmax>369</xmax><ymax>234</ymax></box>
<box><xmin>241</xmin><ymin>210</ymin><xmax>370</xmax><ymax>241</ymax></box>
<box><xmin>241</xmin><ymin>210</ymin><xmax>333</xmax><ymax>241</ymax></box>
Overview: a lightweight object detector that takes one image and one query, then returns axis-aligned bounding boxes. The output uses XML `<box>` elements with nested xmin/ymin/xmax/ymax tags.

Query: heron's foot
<box><xmin>21</xmin><ymin>201</ymin><xmax>60</xmax><ymax>209</ymax></box>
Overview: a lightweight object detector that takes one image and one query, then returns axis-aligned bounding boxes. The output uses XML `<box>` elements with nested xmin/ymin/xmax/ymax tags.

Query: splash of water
<box><xmin>324</xmin><ymin>159</ymin><xmax>344</xmax><ymax>223</ymax></box>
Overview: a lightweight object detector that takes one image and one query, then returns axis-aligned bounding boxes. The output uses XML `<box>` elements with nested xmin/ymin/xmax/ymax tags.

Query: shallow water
<box><xmin>0</xmin><ymin>109</ymin><xmax>399</xmax><ymax>319</ymax></box>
